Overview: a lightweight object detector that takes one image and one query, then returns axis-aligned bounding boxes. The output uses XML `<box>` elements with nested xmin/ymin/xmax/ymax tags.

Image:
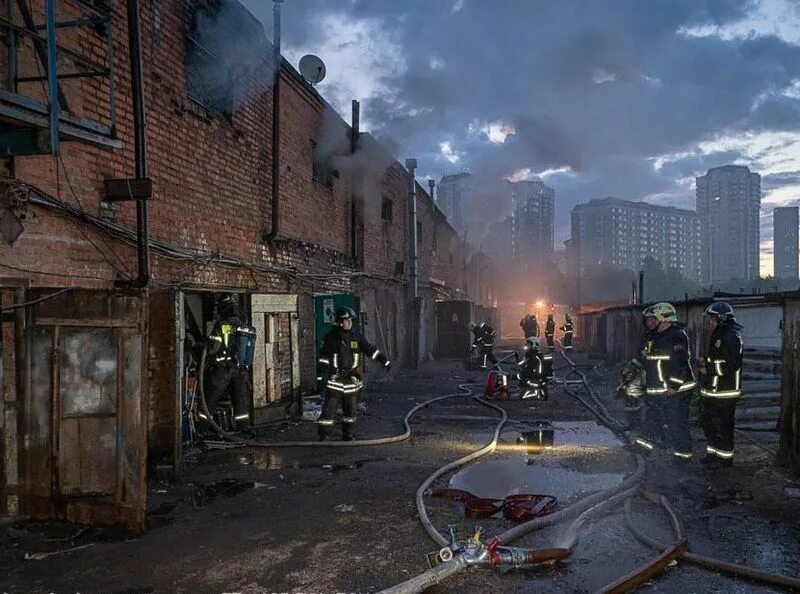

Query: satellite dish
<box><xmin>299</xmin><ymin>54</ymin><xmax>326</xmax><ymax>85</ymax></box>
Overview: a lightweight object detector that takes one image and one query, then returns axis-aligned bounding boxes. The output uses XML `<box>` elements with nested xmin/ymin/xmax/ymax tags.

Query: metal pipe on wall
<box><xmin>350</xmin><ymin>100</ymin><xmax>360</xmax><ymax>262</ymax></box>
<box><xmin>264</xmin><ymin>0</ymin><xmax>283</xmax><ymax>242</ymax></box>
<box><xmin>126</xmin><ymin>0</ymin><xmax>149</xmax><ymax>287</ymax></box>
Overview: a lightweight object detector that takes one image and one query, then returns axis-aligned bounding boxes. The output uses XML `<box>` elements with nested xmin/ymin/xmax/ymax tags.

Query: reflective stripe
<box><xmin>198</xmin><ymin>412</ymin><xmax>208</xmax><ymax>420</ymax></box>
<box><xmin>669</xmin><ymin>377</ymin><xmax>683</xmax><ymax>385</ymax></box>
<box><xmin>384</xmin><ymin>360</ymin><xmax>391</xmax><ymax>368</ymax></box>
<box><xmin>646</xmin><ymin>355</ymin><xmax>670</xmax><ymax>360</ymax></box>
<box><xmin>234</xmin><ymin>413</ymin><xmax>249</xmax><ymax>420</ymax></box>
<box><xmin>700</xmin><ymin>389</ymin><xmax>741</xmax><ymax>398</ymax></box>
<box><xmin>647</xmin><ymin>388</ymin><xmax>668</xmax><ymax>394</ymax></box>
<box><xmin>673</xmin><ymin>451</ymin><xmax>693</xmax><ymax>459</ymax></box>
<box><xmin>318</xmin><ymin>358</ymin><xmax>330</xmax><ymax>365</ymax></box>
<box><xmin>316</xmin><ymin>376</ymin><xmax>323</xmax><ymax>381</ymax></box>
<box><xmin>714</xmin><ymin>360</ymin><xmax>724</xmax><ymax>376</ymax></box>
<box><xmin>209</xmin><ymin>336</ymin><xmax>223</xmax><ymax>342</ymax></box>
<box><xmin>677</xmin><ymin>381</ymin><xmax>696</xmax><ymax>392</ymax></box>
<box><xmin>635</xmin><ymin>438</ymin><xmax>654</xmax><ymax>450</ymax></box>
<box><xmin>712</xmin><ymin>375</ymin><xmax>718</xmax><ymax>389</ymax></box>
<box><xmin>656</xmin><ymin>360</ymin><xmax>665</xmax><ymax>385</ymax></box>
<box><xmin>317</xmin><ymin>419</ymin><xmax>335</xmax><ymax>426</ymax></box>
<box><xmin>342</xmin><ymin>416</ymin><xmax>357</xmax><ymax>423</ymax></box>
<box><xmin>333</xmin><ymin>354</ymin><xmax>338</xmax><ymax>368</ymax></box>
<box><xmin>352</xmin><ymin>353</ymin><xmax>360</xmax><ymax>369</ymax></box>
<box><xmin>735</xmin><ymin>369</ymin><xmax>741</xmax><ymax>391</ymax></box>
<box><xmin>708</xmin><ymin>446</ymin><xmax>734</xmax><ymax>459</ymax></box>
<box><xmin>371</xmin><ymin>350</ymin><xmax>381</xmax><ymax>360</ymax></box>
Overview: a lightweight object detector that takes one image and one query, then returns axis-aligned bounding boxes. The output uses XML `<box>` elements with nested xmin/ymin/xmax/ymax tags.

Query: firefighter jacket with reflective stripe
<box><xmin>318</xmin><ymin>327</ymin><xmax>388</xmax><ymax>389</ymax></box>
<box><xmin>518</xmin><ymin>352</ymin><xmax>546</xmax><ymax>385</ymax></box>
<box><xmin>472</xmin><ymin>325</ymin><xmax>496</xmax><ymax>348</ymax></box>
<box><xmin>640</xmin><ymin>324</ymin><xmax>696</xmax><ymax>395</ymax></box>
<box><xmin>561</xmin><ymin>320</ymin><xmax>574</xmax><ymax>335</ymax></box>
<box><xmin>520</xmin><ymin>318</ymin><xmax>539</xmax><ymax>337</ymax></box>
<box><xmin>701</xmin><ymin>325</ymin><xmax>743</xmax><ymax>398</ymax></box>
<box><xmin>545</xmin><ymin>319</ymin><xmax>555</xmax><ymax>337</ymax></box>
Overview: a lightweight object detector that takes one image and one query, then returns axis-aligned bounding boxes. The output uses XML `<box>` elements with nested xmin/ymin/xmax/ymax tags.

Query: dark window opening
<box><xmin>382</xmin><ymin>195</ymin><xmax>393</xmax><ymax>222</ymax></box>
<box><xmin>185</xmin><ymin>0</ymin><xmax>267</xmax><ymax>117</ymax></box>
<box><xmin>312</xmin><ymin>141</ymin><xmax>335</xmax><ymax>188</ymax></box>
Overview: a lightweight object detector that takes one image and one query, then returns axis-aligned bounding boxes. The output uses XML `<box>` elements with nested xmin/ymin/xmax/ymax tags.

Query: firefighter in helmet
<box><xmin>317</xmin><ymin>306</ymin><xmax>390</xmax><ymax>441</ymax></box>
<box><xmin>520</xmin><ymin>314</ymin><xmax>539</xmax><ymax>340</ymax></box>
<box><xmin>517</xmin><ymin>336</ymin><xmax>549</xmax><ymax>400</ymax></box>
<box><xmin>471</xmin><ymin>321</ymin><xmax>498</xmax><ymax>369</ymax></box>
<box><xmin>544</xmin><ymin>314</ymin><xmax>555</xmax><ymax>348</ymax></box>
<box><xmin>634</xmin><ymin>302</ymin><xmax>696</xmax><ymax>463</ymax></box>
<box><xmin>699</xmin><ymin>302</ymin><xmax>743</xmax><ymax>467</ymax></box>
<box><xmin>201</xmin><ymin>294</ymin><xmax>256</xmax><ymax>431</ymax></box>
<box><xmin>561</xmin><ymin>314</ymin><xmax>574</xmax><ymax>351</ymax></box>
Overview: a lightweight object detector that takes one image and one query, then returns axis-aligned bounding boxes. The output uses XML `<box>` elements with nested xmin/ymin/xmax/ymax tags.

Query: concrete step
<box><xmin>742</xmin><ymin>371</ymin><xmax>782</xmax><ymax>381</ymax></box>
<box><xmin>743</xmin><ymin>348</ymin><xmax>781</xmax><ymax>358</ymax></box>
<box><xmin>735</xmin><ymin>420</ymin><xmax>779</xmax><ymax>431</ymax></box>
<box><xmin>740</xmin><ymin>392</ymin><xmax>781</xmax><ymax>407</ymax></box>
<box><xmin>741</xmin><ymin>379</ymin><xmax>781</xmax><ymax>392</ymax></box>
<box><xmin>735</xmin><ymin>405</ymin><xmax>781</xmax><ymax>421</ymax></box>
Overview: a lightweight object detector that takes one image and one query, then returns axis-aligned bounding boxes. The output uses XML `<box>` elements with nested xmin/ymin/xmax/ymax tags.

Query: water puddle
<box><xmin>472</xmin><ymin>420</ymin><xmax>623</xmax><ymax>450</ymax></box>
<box><xmin>449</xmin><ymin>460</ymin><xmax>625</xmax><ymax>501</ymax></box>
<box><xmin>235</xmin><ymin>451</ymin><xmax>384</xmax><ymax>473</ymax></box>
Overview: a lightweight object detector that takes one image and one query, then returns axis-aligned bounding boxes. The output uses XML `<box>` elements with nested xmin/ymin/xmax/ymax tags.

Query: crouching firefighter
<box><xmin>517</xmin><ymin>337</ymin><xmax>549</xmax><ymax>400</ymax></box>
<box><xmin>699</xmin><ymin>302</ymin><xmax>743</xmax><ymax>467</ymax></box>
<box><xmin>201</xmin><ymin>295</ymin><xmax>256</xmax><ymax>432</ymax></box>
<box><xmin>472</xmin><ymin>322</ymin><xmax>498</xmax><ymax>369</ymax></box>
<box><xmin>634</xmin><ymin>302</ymin><xmax>696</xmax><ymax>463</ymax></box>
<box><xmin>317</xmin><ymin>307</ymin><xmax>391</xmax><ymax>441</ymax></box>
<box><xmin>561</xmin><ymin>314</ymin><xmax>574</xmax><ymax>351</ymax></box>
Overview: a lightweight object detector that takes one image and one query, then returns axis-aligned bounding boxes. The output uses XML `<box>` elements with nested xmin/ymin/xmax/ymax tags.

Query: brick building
<box><xmin>0</xmin><ymin>0</ymin><xmax>495</xmax><ymax>529</ymax></box>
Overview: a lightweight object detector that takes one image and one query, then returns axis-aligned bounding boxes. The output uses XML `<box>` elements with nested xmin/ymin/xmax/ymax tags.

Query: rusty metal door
<box><xmin>22</xmin><ymin>290</ymin><xmax>147</xmax><ymax>531</ymax></box>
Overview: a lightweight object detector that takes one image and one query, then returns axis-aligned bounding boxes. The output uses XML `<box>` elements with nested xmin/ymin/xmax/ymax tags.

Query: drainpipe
<box><xmin>263</xmin><ymin>0</ymin><xmax>283</xmax><ymax>242</ymax></box>
<box><xmin>350</xmin><ymin>100</ymin><xmax>360</xmax><ymax>262</ymax></box>
<box><xmin>406</xmin><ymin>159</ymin><xmax>418</xmax><ymax>299</ymax></box>
<box><xmin>127</xmin><ymin>0</ymin><xmax>149</xmax><ymax>287</ymax></box>
<box><xmin>638</xmin><ymin>270</ymin><xmax>644</xmax><ymax>305</ymax></box>
<box><xmin>428</xmin><ymin>179</ymin><xmax>435</xmax><ymax>203</ymax></box>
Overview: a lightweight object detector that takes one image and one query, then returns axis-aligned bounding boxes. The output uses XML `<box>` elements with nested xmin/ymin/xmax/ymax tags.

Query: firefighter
<box><xmin>617</xmin><ymin>357</ymin><xmax>646</xmax><ymax>430</ymax></box>
<box><xmin>201</xmin><ymin>295</ymin><xmax>256</xmax><ymax>431</ymax></box>
<box><xmin>317</xmin><ymin>306</ymin><xmax>391</xmax><ymax>441</ymax></box>
<box><xmin>561</xmin><ymin>314</ymin><xmax>574</xmax><ymax>351</ymax></box>
<box><xmin>544</xmin><ymin>314</ymin><xmax>555</xmax><ymax>348</ymax></box>
<box><xmin>472</xmin><ymin>322</ymin><xmax>498</xmax><ymax>369</ymax></box>
<box><xmin>634</xmin><ymin>302</ymin><xmax>696</xmax><ymax>463</ymax></box>
<box><xmin>517</xmin><ymin>337</ymin><xmax>549</xmax><ymax>400</ymax></box>
<box><xmin>699</xmin><ymin>302</ymin><xmax>743</xmax><ymax>467</ymax></box>
<box><xmin>520</xmin><ymin>314</ymin><xmax>539</xmax><ymax>339</ymax></box>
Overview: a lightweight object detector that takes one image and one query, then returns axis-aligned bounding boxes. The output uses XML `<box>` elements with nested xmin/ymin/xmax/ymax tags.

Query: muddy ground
<box><xmin>1</xmin><ymin>346</ymin><xmax>798</xmax><ymax>594</ymax></box>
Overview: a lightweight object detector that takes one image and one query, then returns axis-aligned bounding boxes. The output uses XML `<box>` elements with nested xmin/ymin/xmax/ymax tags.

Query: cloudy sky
<box><xmin>241</xmin><ymin>0</ymin><xmax>800</xmax><ymax>277</ymax></box>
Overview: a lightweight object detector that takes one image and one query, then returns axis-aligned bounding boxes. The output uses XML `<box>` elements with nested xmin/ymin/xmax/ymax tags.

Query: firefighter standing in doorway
<box><xmin>472</xmin><ymin>322</ymin><xmax>498</xmax><ymax>369</ymax></box>
<box><xmin>201</xmin><ymin>295</ymin><xmax>256</xmax><ymax>432</ymax></box>
<box><xmin>561</xmin><ymin>314</ymin><xmax>574</xmax><ymax>351</ymax></box>
<box><xmin>699</xmin><ymin>302</ymin><xmax>743</xmax><ymax>467</ymax></box>
<box><xmin>544</xmin><ymin>314</ymin><xmax>555</xmax><ymax>348</ymax></box>
<box><xmin>317</xmin><ymin>307</ymin><xmax>391</xmax><ymax>441</ymax></box>
<box><xmin>634</xmin><ymin>302</ymin><xmax>696</xmax><ymax>463</ymax></box>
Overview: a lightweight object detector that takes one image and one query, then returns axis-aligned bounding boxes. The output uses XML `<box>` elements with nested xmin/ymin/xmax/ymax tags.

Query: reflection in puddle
<box><xmin>450</xmin><ymin>460</ymin><xmax>625</xmax><ymax>501</ymax></box>
<box><xmin>235</xmin><ymin>451</ymin><xmax>383</xmax><ymax>473</ymax></box>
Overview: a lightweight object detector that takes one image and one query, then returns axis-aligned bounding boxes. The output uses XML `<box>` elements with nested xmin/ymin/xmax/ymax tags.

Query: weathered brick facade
<box><xmin>0</xmin><ymin>0</ymin><xmax>497</xmax><ymax>492</ymax></box>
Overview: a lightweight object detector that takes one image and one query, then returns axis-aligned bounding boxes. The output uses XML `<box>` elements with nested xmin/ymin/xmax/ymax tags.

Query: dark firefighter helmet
<box><xmin>531</xmin><ymin>313</ymin><xmax>537</xmax><ymax>320</ymax></box>
<box><xmin>217</xmin><ymin>294</ymin><xmax>240</xmax><ymax>320</ymax></box>
<box><xmin>547</xmin><ymin>313</ymin><xmax>554</xmax><ymax>320</ymax></box>
<box><xmin>704</xmin><ymin>301</ymin><xmax>734</xmax><ymax>322</ymax></box>
<box><xmin>565</xmin><ymin>313</ymin><xmax>572</xmax><ymax>322</ymax></box>
<box><xmin>334</xmin><ymin>306</ymin><xmax>357</xmax><ymax>324</ymax></box>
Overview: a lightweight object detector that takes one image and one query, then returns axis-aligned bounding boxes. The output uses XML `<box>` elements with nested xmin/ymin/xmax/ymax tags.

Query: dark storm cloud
<box><xmin>240</xmin><ymin>0</ymin><xmax>800</xmax><ymax>249</ymax></box>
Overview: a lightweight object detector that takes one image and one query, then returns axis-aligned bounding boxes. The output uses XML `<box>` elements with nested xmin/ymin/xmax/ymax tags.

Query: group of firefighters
<box><xmin>621</xmin><ymin>300</ymin><xmax>744</xmax><ymax>467</ymax></box>
<box><xmin>198</xmin><ymin>295</ymin><xmax>744</xmax><ymax>465</ymax></box>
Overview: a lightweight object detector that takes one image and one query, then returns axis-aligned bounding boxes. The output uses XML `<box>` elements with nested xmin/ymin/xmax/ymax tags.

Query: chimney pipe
<box><xmin>428</xmin><ymin>179</ymin><xmax>435</xmax><ymax>202</ymax></box>
<box><xmin>350</xmin><ymin>100</ymin><xmax>360</xmax><ymax>263</ymax></box>
<box><xmin>638</xmin><ymin>270</ymin><xmax>644</xmax><ymax>305</ymax></box>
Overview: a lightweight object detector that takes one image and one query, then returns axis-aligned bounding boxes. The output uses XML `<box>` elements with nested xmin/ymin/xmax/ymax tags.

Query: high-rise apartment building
<box><xmin>773</xmin><ymin>206</ymin><xmax>799</xmax><ymax>279</ymax></box>
<box><xmin>511</xmin><ymin>180</ymin><xmax>555</xmax><ymax>272</ymax></box>
<box><xmin>696</xmin><ymin>165</ymin><xmax>761</xmax><ymax>282</ymax></box>
<box><xmin>437</xmin><ymin>172</ymin><xmax>470</xmax><ymax>232</ymax></box>
<box><xmin>570</xmin><ymin>197</ymin><xmax>702</xmax><ymax>281</ymax></box>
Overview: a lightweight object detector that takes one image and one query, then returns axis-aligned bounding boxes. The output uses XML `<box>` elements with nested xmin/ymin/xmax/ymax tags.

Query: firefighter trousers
<box><xmin>202</xmin><ymin>365</ymin><xmax>251</xmax><ymax>427</ymax></box>
<box><xmin>563</xmin><ymin>333</ymin><xmax>573</xmax><ymax>350</ymax></box>
<box><xmin>319</xmin><ymin>380</ymin><xmax>361</xmax><ymax>439</ymax></box>
<box><xmin>637</xmin><ymin>393</ymin><xmax>693</xmax><ymax>459</ymax></box>
<box><xmin>701</xmin><ymin>397</ymin><xmax>738</xmax><ymax>461</ymax></box>
<box><xmin>479</xmin><ymin>346</ymin><xmax>498</xmax><ymax>368</ymax></box>
<box><xmin>545</xmin><ymin>334</ymin><xmax>554</xmax><ymax>348</ymax></box>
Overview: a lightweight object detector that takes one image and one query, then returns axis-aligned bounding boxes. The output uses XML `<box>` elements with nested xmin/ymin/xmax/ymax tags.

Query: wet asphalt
<box><xmin>0</xmin><ymin>347</ymin><xmax>798</xmax><ymax>594</ymax></box>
